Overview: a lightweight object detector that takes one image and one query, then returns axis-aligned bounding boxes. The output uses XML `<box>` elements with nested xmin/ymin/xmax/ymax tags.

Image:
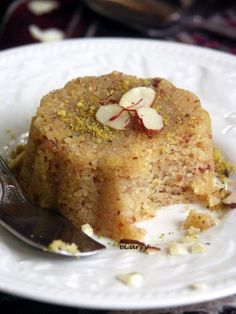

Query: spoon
<box><xmin>0</xmin><ymin>156</ymin><xmax>105</xmax><ymax>257</ymax></box>
<box><xmin>84</xmin><ymin>0</ymin><xmax>236</xmax><ymax>40</ymax></box>
<box><xmin>84</xmin><ymin>0</ymin><xmax>180</xmax><ymax>27</ymax></box>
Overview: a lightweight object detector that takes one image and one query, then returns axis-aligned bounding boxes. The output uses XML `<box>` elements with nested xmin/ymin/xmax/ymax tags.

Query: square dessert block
<box><xmin>19</xmin><ymin>72</ymin><xmax>214</xmax><ymax>240</ymax></box>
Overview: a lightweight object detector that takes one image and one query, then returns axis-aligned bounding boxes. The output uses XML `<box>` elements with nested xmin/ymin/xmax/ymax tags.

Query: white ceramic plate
<box><xmin>0</xmin><ymin>39</ymin><xmax>236</xmax><ymax>310</ymax></box>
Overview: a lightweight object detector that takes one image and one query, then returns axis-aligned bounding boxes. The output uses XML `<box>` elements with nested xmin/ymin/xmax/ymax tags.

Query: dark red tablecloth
<box><xmin>0</xmin><ymin>0</ymin><xmax>235</xmax><ymax>54</ymax></box>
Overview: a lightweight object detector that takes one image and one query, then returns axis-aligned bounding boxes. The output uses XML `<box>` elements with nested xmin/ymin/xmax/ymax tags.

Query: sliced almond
<box><xmin>119</xmin><ymin>87</ymin><xmax>156</xmax><ymax>110</ymax></box>
<box><xmin>223</xmin><ymin>189</ymin><xmax>236</xmax><ymax>208</ymax></box>
<box><xmin>95</xmin><ymin>104</ymin><xmax>130</xmax><ymax>130</ymax></box>
<box><xmin>136</xmin><ymin>107</ymin><xmax>163</xmax><ymax>133</ymax></box>
<box><xmin>81</xmin><ymin>223</ymin><xmax>94</xmax><ymax>237</ymax></box>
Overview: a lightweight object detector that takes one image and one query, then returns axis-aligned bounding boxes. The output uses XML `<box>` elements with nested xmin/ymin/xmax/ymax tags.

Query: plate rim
<box><xmin>0</xmin><ymin>37</ymin><xmax>236</xmax><ymax>66</ymax></box>
<box><xmin>0</xmin><ymin>277</ymin><xmax>236</xmax><ymax>310</ymax></box>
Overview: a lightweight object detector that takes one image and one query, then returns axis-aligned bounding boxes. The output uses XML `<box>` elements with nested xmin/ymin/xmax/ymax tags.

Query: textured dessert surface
<box><xmin>19</xmin><ymin>72</ymin><xmax>214</xmax><ymax>240</ymax></box>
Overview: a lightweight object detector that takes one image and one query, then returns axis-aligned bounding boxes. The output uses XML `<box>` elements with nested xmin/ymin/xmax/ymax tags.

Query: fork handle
<box><xmin>0</xmin><ymin>156</ymin><xmax>26</xmax><ymax>204</ymax></box>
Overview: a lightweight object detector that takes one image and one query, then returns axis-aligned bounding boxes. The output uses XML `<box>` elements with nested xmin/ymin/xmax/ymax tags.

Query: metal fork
<box><xmin>0</xmin><ymin>156</ymin><xmax>105</xmax><ymax>257</ymax></box>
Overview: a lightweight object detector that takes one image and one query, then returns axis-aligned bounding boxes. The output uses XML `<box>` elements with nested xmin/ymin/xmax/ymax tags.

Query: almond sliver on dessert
<box><xmin>95</xmin><ymin>103</ymin><xmax>131</xmax><ymax>130</ymax></box>
<box><xmin>119</xmin><ymin>86</ymin><xmax>156</xmax><ymax>110</ymax></box>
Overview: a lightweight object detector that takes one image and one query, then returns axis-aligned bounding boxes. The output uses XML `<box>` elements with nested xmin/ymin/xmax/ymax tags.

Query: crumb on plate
<box><xmin>116</xmin><ymin>272</ymin><xmax>143</xmax><ymax>287</ymax></box>
<box><xmin>48</xmin><ymin>239</ymin><xmax>79</xmax><ymax>255</ymax></box>
<box><xmin>183</xmin><ymin>209</ymin><xmax>216</xmax><ymax>231</ymax></box>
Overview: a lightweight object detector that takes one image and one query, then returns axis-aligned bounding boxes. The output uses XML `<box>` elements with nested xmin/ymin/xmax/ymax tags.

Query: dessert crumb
<box><xmin>182</xmin><ymin>234</ymin><xmax>198</xmax><ymax>243</ymax></box>
<box><xmin>187</xmin><ymin>226</ymin><xmax>201</xmax><ymax>235</ymax></box>
<box><xmin>183</xmin><ymin>209</ymin><xmax>216</xmax><ymax>231</ymax></box>
<box><xmin>168</xmin><ymin>242</ymin><xmax>188</xmax><ymax>256</ymax></box>
<box><xmin>48</xmin><ymin>239</ymin><xmax>79</xmax><ymax>255</ymax></box>
<box><xmin>116</xmin><ymin>272</ymin><xmax>143</xmax><ymax>287</ymax></box>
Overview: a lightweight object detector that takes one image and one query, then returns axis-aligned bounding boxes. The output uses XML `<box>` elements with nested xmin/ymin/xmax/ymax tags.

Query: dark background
<box><xmin>0</xmin><ymin>0</ymin><xmax>235</xmax><ymax>52</ymax></box>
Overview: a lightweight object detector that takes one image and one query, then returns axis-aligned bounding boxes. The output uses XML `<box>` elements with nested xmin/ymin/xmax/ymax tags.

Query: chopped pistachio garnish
<box><xmin>57</xmin><ymin>109</ymin><xmax>66</xmax><ymax>117</ymax></box>
<box><xmin>214</xmin><ymin>148</ymin><xmax>235</xmax><ymax>179</ymax></box>
<box><xmin>76</xmin><ymin>101</ymin><xmax>84</xmax><ymax>108</ymax></box>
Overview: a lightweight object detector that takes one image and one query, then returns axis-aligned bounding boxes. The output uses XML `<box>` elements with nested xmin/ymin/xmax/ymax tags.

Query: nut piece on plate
<box><xmin>48</xmin><ymin>240</ymin><xmax>79</xmax><ymax>255</ymax></box>
<box><xmin>191</xmin><ymin>242</ymin><xmax>207</xmax><ymax>254</ymax></box>
<box><xmin>223</xmin><ymin>189</ymin><xmax>236</xmax><ymax>209</ymax></box>
<box><xmin>187</xmin><ymin>226</ymin><xmax>201</xmax><ymax>235</ymax></box>
<box><xmin>182</xmin><ymin>226</ymin><xmax>200</xmax><ymax>243</ymax></box>
<box><xmin>116</xmin><ymin>272</ymin><xmax>143</xmax><ymax>287</ymax></box>
<box><xmin>168</xmin><ymin>242</ymin><xmax>188</xmax><ymax>256</ymax></box>
<box><xmin>81</xmin><ymin>223</ymin><xmax>94</xmax><ymax>236</ymax></box>
<box><xmin>190</xmin><ymin>282</ymin><xmax>208</xmax><ymax>290</ymax></box>
<box><xmin>182</xmin><ymin>234</ymin><xmax>199</xmax><ymax>243</ymax></box>
<box><xmin>183</xmin><ymin>209</ymin><xmax>216</xmax><ymax>231</ymax></box>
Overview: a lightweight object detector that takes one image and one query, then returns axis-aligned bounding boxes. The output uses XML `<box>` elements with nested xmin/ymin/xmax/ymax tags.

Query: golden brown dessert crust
<box><xmin>19</xmin><ymin>72</ymin><xmax>214</xmax><ymax>241</ymax></box>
